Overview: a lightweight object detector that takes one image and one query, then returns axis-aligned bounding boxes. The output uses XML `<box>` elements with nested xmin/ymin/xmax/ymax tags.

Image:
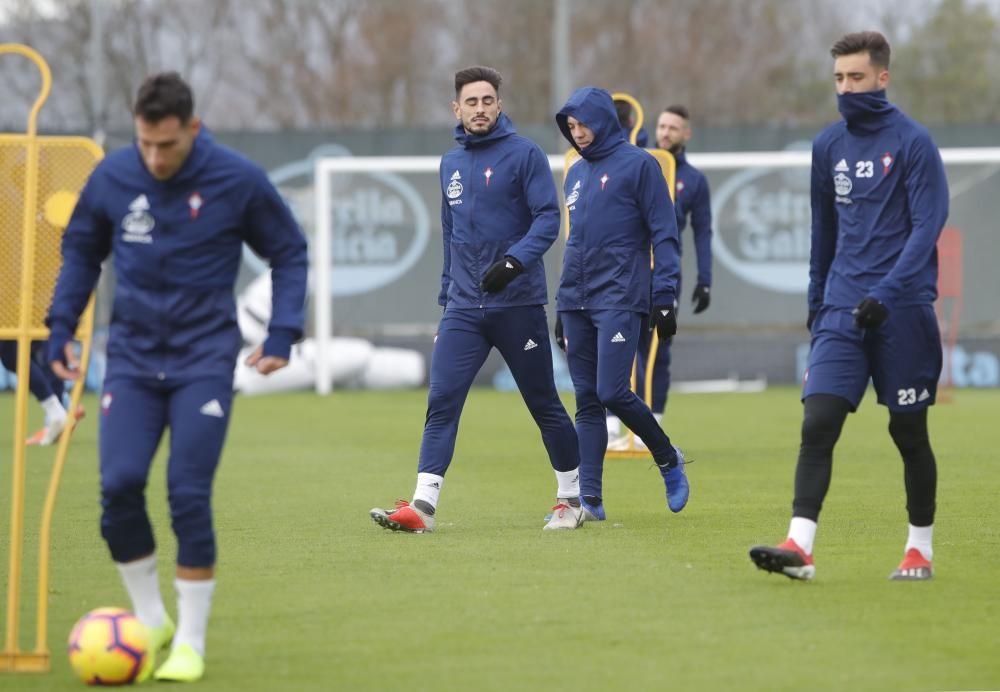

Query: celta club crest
<box><xmin>189</xmin><ymin>192</ymin><xmax>203</xmax><ymax>219</ymax></box>
<box><xmin>881</xmin><ymin>152</ymin><xmax>893</xmax><ymax>175</ymax></box>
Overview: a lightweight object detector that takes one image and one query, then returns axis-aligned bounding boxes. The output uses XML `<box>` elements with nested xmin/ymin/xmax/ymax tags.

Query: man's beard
<box><xmin>465</xmin><ymin>117</ymin><xmax>494</xmax><ymax>135</ymax></box>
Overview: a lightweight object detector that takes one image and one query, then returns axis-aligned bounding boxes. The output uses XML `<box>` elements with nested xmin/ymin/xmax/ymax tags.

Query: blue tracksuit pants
<box><xmin>99</xmin><ymin>376</ymin><xmax>233</xmax><ymax>567</ymax></box>
<box><xmin>418</xmin><ymin>306</ymin><xmax>578</xmax><ymax>476</ymax></box>
<box><xmin>560</xmin><ymin>309</ymin><xmax>675</xmax><ymax>500</ymax></box>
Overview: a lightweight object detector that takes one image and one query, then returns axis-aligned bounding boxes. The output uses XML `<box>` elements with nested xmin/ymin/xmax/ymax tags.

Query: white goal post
<box><xmin>313</xmin><ymin>147</ymin><xmax>1000</xmax><ymax>395</ymax></box>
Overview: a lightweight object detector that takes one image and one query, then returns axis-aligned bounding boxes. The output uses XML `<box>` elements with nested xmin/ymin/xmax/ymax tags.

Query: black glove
<box><xmin>653</xmin><ymin>305</ymin><xmax>677</xmax><ymax>339</ymax></box>
<box><xmin>554</xmin><ymin>315</ymin><xmax>566</xmax><ymax>352</ymax></box>
<box><xmin>852</xmin><ymin>297</ymin><xmax>889</xmax><ymax>328</ymax></box>
<box><xmin>480</xmin><ymin>255</ymin><xmax>524</xmax><ymax>293</ymax></box>
<box><xmin>691</xmin><ymin>284</ymin><xmax>711</xmax><ymax>314</ymax></box>
<box><xmin>807</xmin><ymin>310</ymin><xmax>817</xmax><ymax>331</ymax></box>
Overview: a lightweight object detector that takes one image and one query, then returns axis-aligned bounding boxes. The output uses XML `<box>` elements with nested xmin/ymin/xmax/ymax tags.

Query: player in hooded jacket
<box><xmin>614</xmin><ymin>104</ymin><xmax>714</xmax><ymax>448</ymax></box>
<box><xmin>554</xmin><ymin>86</ymin><xmax>690</xmax><ymax>521</ymax></box>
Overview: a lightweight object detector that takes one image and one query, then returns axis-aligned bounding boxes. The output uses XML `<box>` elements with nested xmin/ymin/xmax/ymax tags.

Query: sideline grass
<box><xmin>1</xmin><ymin>386</ymin><xmax>998</xmax><ymax>691</ymax></box>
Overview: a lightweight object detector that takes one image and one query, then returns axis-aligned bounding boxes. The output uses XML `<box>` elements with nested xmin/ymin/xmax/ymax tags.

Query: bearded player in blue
<box><xmin>554</xmin><ymin>87</ymin><xmax>690</xmax><ymax>521</ymax></box>
<box><xmin>750</xmin><ymin>31</ymin><xmax>948</xmax><ymax>581</ymax></box>
<box><xmin>613</xmin><ymin>104</ymin><xmax>714</xmax><ymax>449</ymax></box>
<box><xmin>370</xmin><ymin>66</ymin><xmax>583</xmax><ymax>533</ymax></box>
<box><xmin>47</xmin><ymin>73</ymin><xmax>308</xmax><ymax>681</ymax></box>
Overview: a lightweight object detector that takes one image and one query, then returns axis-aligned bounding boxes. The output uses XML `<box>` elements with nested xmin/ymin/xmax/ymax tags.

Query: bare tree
<box><xmin>3</xmin><ymin>0</ymin><xmax>1000</xmax><ymax>133</ymax></box>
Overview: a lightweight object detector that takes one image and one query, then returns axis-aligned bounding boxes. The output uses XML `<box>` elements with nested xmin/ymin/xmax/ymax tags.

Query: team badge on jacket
<box><xmin>446</xmin><ymin>170</ymin><xmax>463</xmax><ymax>205</ymax></box>
<box><xmin>881</xmin><ymin>152</ymin><xmax>893</xmax><ymax>175</ymax></box>
<box><xmin>121</xmin><ymin>194</ymin><xmax>154</xmax><ymax>243</ymax></box>
<box><xmin>565</xmin><ymin>180</ymin><xmax>581</xmax><ymax>208</ymax></box>
<box><xmin>189</xmin><ymin>192</ymin><xmax>203</xmax><ymax>219</ymax></box>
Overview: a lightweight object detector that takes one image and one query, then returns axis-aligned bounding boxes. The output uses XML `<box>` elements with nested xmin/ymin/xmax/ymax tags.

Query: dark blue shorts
<box><xmin>802</xmin><ymin>304</ymin><xmax>942</xmax><ymax>412</ymax></box>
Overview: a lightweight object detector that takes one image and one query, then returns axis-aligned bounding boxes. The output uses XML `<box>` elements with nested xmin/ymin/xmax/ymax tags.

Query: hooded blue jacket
<box><xmin>673</xmin><ymin>149</ymin><xmax>713</xmax><ymax>288</ymax></box>
<box><xmin>438</xmin><ymin>112</ymin><xmax>559</xmax><ymax>308</ymax></box>
<box><xmin>46</xmin><ymin>128</ymin><xmax>308</xmax><ymax>381</ymax></box>
<box><xmin>809</xmin><ymin>90</ymin><xmax>948</xmax><ymax>312</ymax></box>
<box><xmin>556</xmin><ymin>87</ymin><xmax>679</xmax><ymax>313</ymax></box>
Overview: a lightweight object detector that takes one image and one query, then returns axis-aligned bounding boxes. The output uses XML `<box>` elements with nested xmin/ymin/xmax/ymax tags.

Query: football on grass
<box><xmin>67</xmin><ymin>607</ymin><xmax>149</xmax><ymax>685</ymax></box>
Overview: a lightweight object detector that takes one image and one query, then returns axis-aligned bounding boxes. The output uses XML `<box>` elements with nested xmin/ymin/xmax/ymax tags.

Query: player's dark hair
<box><xmin>831</xmin><ymin>31</ymin><xmax>891</xmax><ymax>70</ymax></box>
<box><xmin>614</xmin><ymin>99</ymin><xmax>633</xmax><ymax>128</ymax></box>
<box><xmin>454</xmin><ymin>66</ymin><xmax>502</xmax><ymax>97</ymax></box>
<box><xmin>133</xmin><ymin>72</ymin><xmax>194</xmax><ymax>124</ymax></box>
<box><xmin>664</xmin><ymin>104</ymin><xmax>690</xmax><ymax>121</ymax></box>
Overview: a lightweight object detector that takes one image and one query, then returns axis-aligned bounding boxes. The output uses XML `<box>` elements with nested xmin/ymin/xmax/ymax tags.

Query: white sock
<box><xmin>606</xmin><ymin>415</ymin><xmax>621</xmax><ymax>438</ymax></box>
<box><xmin>41</xmin><ymin>394</ymin><xmax>66</xmax><ymax>424</ymax></box>
<box><xmin>555</xmin><ymin>468</ymin><xmax>580</xmax><ymax>499</ymax></box>
<box><xmin>174</xmin><ymin>578</ymin><xmax>215</xmax><ymax>657</ymax></box>
<box><xmin>412</xmin><ymin>473</ymin><xmax>444</xmax><ymax>510</ymax></box>
<box><xmin>116</xmin><ymin>554</ymin><xmax>167</xmax><ymax>629</ymax></box>
<box><xmin>788</xmin><ymin>517</ymin><xmax>817</xmax><ymax>556</ymax></box>
<box><xmin>905</xmin><ymin>524</ymin><xmax>933</xmax><ymax>560</ymax></box>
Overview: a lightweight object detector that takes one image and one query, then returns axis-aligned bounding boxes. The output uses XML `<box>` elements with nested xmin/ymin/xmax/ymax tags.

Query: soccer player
<box><xmin>610</xmin><ymin>105</ymin><xmax>714</xmax><ymax>447</ymax></box>
<box><xmin>749</xmin><ymin>31</ymin><xmax>948</xmax><ymax>581</ymax></box>
<box><xmin>554</xmin><ymin>86</ymin><xmax>689</xmax><ymax>521</ymax></box>
<box><xmin>0</xmin><ymin>339</ymin><xmax>84</xmax><ymax>445</ymax></box>
<box><xmin>46</xmin><ymin>72</ymin><xmax>308</xmax><ymax>680</ymax></box>
<box><xmin>370</xmin><ymin>66</ymin><xmax>583</xmax><ymax>533</ymax></box>
<box><xmin>614</xmin><ymin>97</ymin><xmax>649</xmax><ymax>147</ymax></box>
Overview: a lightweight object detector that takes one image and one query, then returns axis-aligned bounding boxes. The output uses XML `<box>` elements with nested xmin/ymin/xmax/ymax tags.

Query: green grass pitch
<box><xmin>2</xmin><ymin>386</ymin><xmax>998</xmax><ymax>691</ymax></box>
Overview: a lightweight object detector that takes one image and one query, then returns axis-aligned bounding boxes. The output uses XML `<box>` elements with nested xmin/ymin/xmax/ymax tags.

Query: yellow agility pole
<box><xmin>0</xmin><ymin>43</ymin><xmax>102</xmax><ymax>674</ymax></box>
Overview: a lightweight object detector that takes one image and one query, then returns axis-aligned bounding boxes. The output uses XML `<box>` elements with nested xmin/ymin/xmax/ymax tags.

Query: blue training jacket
<box><xmin>438</xmin><ymin>112</ymin><xmax>560</xmax><ymax>308</ymax></box>
<box><xmin>556</xmin><ymin>87</ymin><xmax>680</xmax><ymax>314</ymax></box>
<box><xmin>673</xmin><ymin>149</ymin><xmax>713</xmax><ymax>288</ymax></box>
<box><xmin>809</xmin><ymin>90</ymin><xmax>948</xmax><ymax>312</ymax></box>
<box><xmin>46</xmin><ymin>128</ymin><xmax>308</xmax><ymax>381</ymax></box>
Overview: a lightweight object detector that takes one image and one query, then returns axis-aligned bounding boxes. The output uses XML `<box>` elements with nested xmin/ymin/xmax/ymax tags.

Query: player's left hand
<box><xmin>480</xmin><ymin>256</ymin><xmax>524</xmax><ymax>293</ymax></box>
<box><xmin>691</xmin><ymin>284</ymin><xmax>711</xmax><ymax>314</ymax></box>
<box><xmin>852</xmin><ymin>297</ymin><xmax>889</xmax><ymax>328</ymax></box>
<box><xmin>51</xmin><ymin>340</ymin><xmax>81</xmax><ymax>381</ymax></box>
<box><xmin>554</xmin><ymin>315</ymin><xmax>567</xmax><ymax>352</ymax></box>
<box><xmin>245</xmin><ymin>345</ymin><xmax>289</xmax><ymax>375</ymax></box>
<box><xmin>653</xmin><ymin>305</ymin><xmax>677</xmax><ymax>339</ymax></box>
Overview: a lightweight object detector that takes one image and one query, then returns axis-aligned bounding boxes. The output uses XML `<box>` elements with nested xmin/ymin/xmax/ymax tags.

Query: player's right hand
<box><xmin>51</xmin><ymin>341</ymin><xmax>80</xmax><ymax>381</ymax></box>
